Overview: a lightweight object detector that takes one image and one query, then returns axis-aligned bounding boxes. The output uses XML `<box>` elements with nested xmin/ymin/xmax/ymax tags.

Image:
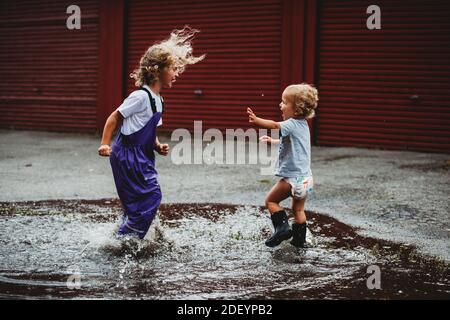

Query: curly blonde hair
<box><xmin>130</xmin><ymin>26</ymin><xmax>205</xmax><ymax>87</ymax></box>
<box><xmin>285</xmin><ymin>83</ymin><xmax>319</xmax><ymax>119</ymax></box>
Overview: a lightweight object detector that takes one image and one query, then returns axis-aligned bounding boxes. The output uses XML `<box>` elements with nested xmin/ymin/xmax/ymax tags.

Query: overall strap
<box><xmin>139</xmin><ymin>87</ymin><xmax>157</xmax><ymax>114</ymax></box>
<box><xmin>139</xmin><ymin>87</ymin><xmax>164</xmax><ymax>115</ymax></box>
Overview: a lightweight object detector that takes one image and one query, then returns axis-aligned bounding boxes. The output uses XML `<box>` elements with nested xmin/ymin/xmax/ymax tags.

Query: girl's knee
<box><xmin>153</xmin><ymin>186</ymin><xmax>162</xmax><ymax>204</ymax></box>
<box><xmin>156</xmin><ymin>187</ymin><xmax>162</xmax><ymax>197</ymax></box>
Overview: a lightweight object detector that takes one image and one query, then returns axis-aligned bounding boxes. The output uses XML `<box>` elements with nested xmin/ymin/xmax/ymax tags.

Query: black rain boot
<box><xmin>265</xmin><ymin>210</ymin><xmax>292</xmax><ymax>247</ymax></box>
<box><xmin>290</xmin><ymin>222</ymin><xmax>307</xmax><ymax>248</ymax></box>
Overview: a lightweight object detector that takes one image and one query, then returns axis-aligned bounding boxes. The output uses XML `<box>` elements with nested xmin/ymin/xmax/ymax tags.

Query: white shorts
<box><xmin>283</xmin><ymin>175</ymin><xmax>314</xmax><ymax>199</ymax></box>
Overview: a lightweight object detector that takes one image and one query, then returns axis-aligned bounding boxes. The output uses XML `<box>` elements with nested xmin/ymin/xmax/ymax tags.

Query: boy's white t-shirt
<box><xmin>117</xmin><ymin>85</ymin><xmax>163</xmax><ymax>135</ymax></box>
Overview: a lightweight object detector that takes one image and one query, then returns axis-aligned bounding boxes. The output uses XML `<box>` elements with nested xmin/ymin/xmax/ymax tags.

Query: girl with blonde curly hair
<box><xmin>98</xmin><ymin>26</ymin><xmax>204</xmax><ymax>239</ymax></box>
<box><xmin>247</xmin><ymin>83</ymin><xmax>319</xmax><ymax>248</ymax></box>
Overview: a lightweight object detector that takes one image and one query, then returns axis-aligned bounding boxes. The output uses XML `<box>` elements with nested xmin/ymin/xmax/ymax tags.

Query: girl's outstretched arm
<box><xmin>247</xmin><ymin>107</ymin><xmax>281</xmax><ymax>130</ymax></box>
<box><xmin>98</xmin><ymin>111</ymin><xmax>123</xmax><ymax>156</ymax></box>
<box><xmin>155</xmin><ymin>137</ymin><xmax>169</xmax><ymax>156</ymax></box>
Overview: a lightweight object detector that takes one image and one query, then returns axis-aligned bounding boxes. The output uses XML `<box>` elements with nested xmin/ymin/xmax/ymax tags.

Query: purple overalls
<box><xmin>110</xmin><ymin>88</ymin><xmax>163</xmax><ymax>239</ymax></box>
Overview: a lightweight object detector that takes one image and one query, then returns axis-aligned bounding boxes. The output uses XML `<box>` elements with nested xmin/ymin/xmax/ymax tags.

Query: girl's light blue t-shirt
<box><xmin>274</xmin><ymin>118</ymin><xmax>312</xmax><ymax>178</ymax></box>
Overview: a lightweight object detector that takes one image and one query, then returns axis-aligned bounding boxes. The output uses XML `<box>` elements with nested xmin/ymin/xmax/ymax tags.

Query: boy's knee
<box><xmin>265</xmin><ymin>200</ymin><xmax>281</xmax><ymax>214</ymax></box>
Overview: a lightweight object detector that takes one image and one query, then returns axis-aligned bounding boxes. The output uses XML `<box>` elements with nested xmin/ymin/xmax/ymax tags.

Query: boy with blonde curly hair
<box><xmin>98</xmin><ymin>26</ymin><xmax>204</xmax><ymax>239</ymax></box>
<box><xmin>247</xmin><ymin>83</ymin><xmax>319</xmax><ymax>248</ymax></box>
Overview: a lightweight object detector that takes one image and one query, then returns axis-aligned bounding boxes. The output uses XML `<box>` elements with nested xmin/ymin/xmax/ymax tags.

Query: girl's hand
<box><xmin>98</xmin><ymin>144</ymin><xmax>112</xmax><ymax>157</ymax></box>
<box><xmin>156</xmin><ymin>143</ymin><xmax>170</xmax><ymax>156</ymax></box>
<box><xmin>247</xmin><ymin>107</ymin><xmax>257</xmax><ymax>123</ymax></box>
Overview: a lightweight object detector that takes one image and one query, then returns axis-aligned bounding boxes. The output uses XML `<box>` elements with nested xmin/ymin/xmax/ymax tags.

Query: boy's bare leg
<box><xmin>264</xmin><ymin>179</ymin><xmax>293</xmax><ymax>247</ymax></box>
<box><xmin>290</xmin><ymin>196</ymin><xmax>308</xmax><ymax>248</ymax></box>
<box><xmin>265</xmin><ymin>179</ymin><xmax>292</xmax><ymax>214</ymax></box>
<box><xmin>292</xmin><ymin>197</ymin><xmax>307</xmax><ymax>224</ymax></box>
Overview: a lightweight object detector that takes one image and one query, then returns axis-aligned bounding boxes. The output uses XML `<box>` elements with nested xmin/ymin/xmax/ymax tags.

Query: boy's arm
<box><xmin>260</xmin><ymin>136</ymin><xmax>280</xmax><ymax>144</ymax></box>
<box><xmin>247</xmin><ymin>107</ymin><xmax>281</xmax><ymax>129</ymax></box>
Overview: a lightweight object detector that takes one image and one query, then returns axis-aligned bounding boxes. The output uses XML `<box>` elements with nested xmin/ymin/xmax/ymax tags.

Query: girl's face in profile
<box><xmin>160</xmin><ymin>66</ymin><xmax>179</xmax><ymax>89</ymax></box>
<box><xmin>279</xmin><ymin>90</ymin><xmax>297</xmax><ymax>120</ymax></box>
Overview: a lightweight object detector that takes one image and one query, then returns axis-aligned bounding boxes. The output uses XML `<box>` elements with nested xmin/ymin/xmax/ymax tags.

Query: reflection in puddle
<box><xmin>0</xmin><ymin>200</ymin><xmax>448</xmax><ymax>299</ymax></box>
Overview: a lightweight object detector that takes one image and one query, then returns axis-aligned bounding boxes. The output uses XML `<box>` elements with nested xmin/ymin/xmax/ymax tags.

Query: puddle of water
<box><xmin>0</xmin><ymin>200</ymin><xmax>448</xmax><ymax>299</ymax></box>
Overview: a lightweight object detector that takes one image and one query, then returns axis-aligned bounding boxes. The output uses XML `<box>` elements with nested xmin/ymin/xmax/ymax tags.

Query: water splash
<box><xmin>0</xmin><ymin>200</ymin><xmax>448</xmax><ymax>299</ymax></box>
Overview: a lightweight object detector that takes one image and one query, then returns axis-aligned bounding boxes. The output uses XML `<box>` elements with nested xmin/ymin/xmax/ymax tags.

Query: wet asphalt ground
<box><xmin>1</xmin><ymin>129</ymin><xmax>449</xmax><ymax>263</ymax></box>
<box><xmin>1</xmin><ymin>200</ymin><xmax>448</xmax><ymax>299</ymax></box>
<box><xmin>0</xmin><ymin>129</ymin><xmax>449</xmax><ymax>299</ymax></box>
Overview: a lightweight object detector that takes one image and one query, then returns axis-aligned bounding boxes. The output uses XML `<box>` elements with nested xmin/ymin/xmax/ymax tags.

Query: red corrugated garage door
<box><xmin>0</xmin><ymin>0</ymin><xmax>99</xmax><ymax>132</ymax></box>
<box><xmin>126</xmin><ymin>0</ymin><xmax>283</xmax><ymax>132</ymax></box>
<box><xmin>316</xmin><ymin>0</ymin><xmax>450</xmax><ymax>153</ymax></box>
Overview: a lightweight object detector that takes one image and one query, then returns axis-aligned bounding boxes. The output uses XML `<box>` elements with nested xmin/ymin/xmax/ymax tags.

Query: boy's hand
<box><xmin>260</xmin><ymin>135</ymin><xmax>275</xmax><ymax>144</ymax></box>
<box><xmin>98</xmin><ymin>144</ymin><xmax>112</xmax><ymax>157</ymax></box>
<box><xmin>259</xmin><ymin>135</ymin><xmax>272</xmax><ymax>144</ymax></box>
<box><xmin>247</xmin><ymin>107</ymin><xmax>257</xmax><ymax>123</ymax></box>
<box><xmin>260</xmin><ymin>136</ymin><xmax>280</xmax><ymax>145</ymax></box>
<box><xmin>156</xmin><ymin>143</ymin><xmax>170</xmax><ymax>156</ymax></box>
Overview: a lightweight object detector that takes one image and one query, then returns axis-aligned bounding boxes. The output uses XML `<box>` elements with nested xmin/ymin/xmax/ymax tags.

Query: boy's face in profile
<box><xmin>279</xmin><ymin>89</ymin><xmax>297</xmax><ymax>120</ymax></box>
